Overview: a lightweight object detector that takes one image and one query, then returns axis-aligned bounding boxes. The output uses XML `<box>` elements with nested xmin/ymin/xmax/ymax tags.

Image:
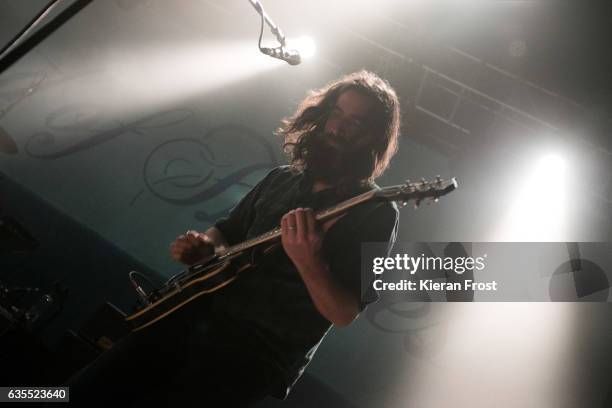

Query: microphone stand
<box><xmin>0</xmin><ymin>0</ymin><xmax>293</xmax><ymax>76</ymax></box>
<box><xmin>0</xmin><ymin>0</ymin><xmax>94</xmax><ymax>76</ymax></box>
<box><xmin>247</xmin><ymin>0</ymin><xmax>287</xmax><ymax>47</ymax></box>
<box><xmin>247</xmin><ymin>0</ymin><xmax>301</xmax><ymax>65</ymax></box>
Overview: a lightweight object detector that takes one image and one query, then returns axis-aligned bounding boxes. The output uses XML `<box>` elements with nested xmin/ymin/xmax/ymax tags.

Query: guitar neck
<box><xmin>218</xmin><ymin>189</ymin><xmax>377</xmax><ymax>257</ymax></box>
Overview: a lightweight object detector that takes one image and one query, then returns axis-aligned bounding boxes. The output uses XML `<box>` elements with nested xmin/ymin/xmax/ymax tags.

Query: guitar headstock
<box><xmin>376</xmin><ymin>176</ymin><xmax>458</xmax><ymax>207</ymax></box>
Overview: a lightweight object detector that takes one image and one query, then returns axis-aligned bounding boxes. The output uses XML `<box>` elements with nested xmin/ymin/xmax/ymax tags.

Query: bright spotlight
<box><xmin>538</xmin><ymin>154</ymin><xmax>566</xmax><ymax>175</ymax></box>
<box><xmin>288</xmin><ymin>36</ymin><xmax>316</xmax><ymax>59</ymax></box>
<box><xmin>494</xmin><ymin>153</ymin><xmax>568</xmax><ymax>241</ymax></box>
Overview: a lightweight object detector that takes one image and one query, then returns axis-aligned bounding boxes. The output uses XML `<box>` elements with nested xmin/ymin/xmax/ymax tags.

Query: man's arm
<box><xmin>293</xmin><ymin>255</ymin><xmax>360</xmax><ymax>327</ymax></box>
<box><xmin>281</xmin><ymin>208</ymin><xmax>360</xmax><ymax>327</ymax></box>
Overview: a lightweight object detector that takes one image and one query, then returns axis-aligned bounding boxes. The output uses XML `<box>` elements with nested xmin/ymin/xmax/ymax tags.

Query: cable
<box><xmin>257</xmin><ymin>3</ymin><xmax>265</xmax><ymax>52</ymax></box>
<box><xmin>129</xmin><ymin>270</ymin><xmax>161</xmax><ymax>305</ymax></box>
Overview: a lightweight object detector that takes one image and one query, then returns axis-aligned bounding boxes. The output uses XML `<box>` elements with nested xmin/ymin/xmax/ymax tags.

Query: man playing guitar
<box><xmin>69</xmin><ymin>70</ymin><xmax>401</xmax><ymax>407</ymax></box>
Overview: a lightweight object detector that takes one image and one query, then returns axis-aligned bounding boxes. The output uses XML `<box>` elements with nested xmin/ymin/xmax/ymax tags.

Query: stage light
<box><xmin>493</xmin><ymin>153</ymin><xmax>568</xmax><ymax>241</ymax></box>
<box><xmin>287</xmin><ymin>36</ymin><xmax>316</xmax><ymax>59</ymax></box>
<box><xmin>537</xmin><ymin>154</ymin><xmax>566</xmax><ymax>176</ymax></box>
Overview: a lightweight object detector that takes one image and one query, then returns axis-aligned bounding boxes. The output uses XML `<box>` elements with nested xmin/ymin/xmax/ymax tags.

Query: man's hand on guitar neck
<box><xmin>169</xmin><ymin>227</ymin><xmax>228</xmax><ymax>265</ymax></box>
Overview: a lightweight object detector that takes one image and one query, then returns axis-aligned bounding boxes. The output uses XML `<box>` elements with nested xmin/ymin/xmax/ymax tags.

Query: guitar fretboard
<box><xmin>218</xmin><ymin>189</ymin><xmax>377</xmax><ymax>258</ymax></box>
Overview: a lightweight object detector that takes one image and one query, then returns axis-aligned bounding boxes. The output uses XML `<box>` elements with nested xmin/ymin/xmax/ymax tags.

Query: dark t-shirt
<box><xmin>211</xmin><ymin>166</ymin><xmax>398</xmax><ymax>396</ymax></box>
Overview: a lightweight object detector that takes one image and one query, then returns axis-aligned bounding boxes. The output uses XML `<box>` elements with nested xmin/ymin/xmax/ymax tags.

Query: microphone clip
<box><xmin>260</xmin><ymin>46</ymin><xmax>301</xmax><ymax>66</ymax></box>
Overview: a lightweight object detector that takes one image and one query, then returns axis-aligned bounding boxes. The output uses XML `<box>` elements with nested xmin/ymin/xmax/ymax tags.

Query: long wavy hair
<box><xmin>276</xmin><ymin>70</ymin><xmax>401</xmax><ymax>182</ymax></box>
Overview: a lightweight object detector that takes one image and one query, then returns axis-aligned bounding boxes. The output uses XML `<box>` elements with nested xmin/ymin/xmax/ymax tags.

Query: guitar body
<box><xmin>126</xmin><ymin>255</ymin><xmax>252</xmax><ymax>331</ymax></box>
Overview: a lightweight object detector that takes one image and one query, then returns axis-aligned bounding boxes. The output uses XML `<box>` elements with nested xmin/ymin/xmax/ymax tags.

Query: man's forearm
<box><xmin>295</xmin><ymin>257</ymin><xmax>360</xmax><ymax>327</ymax></box>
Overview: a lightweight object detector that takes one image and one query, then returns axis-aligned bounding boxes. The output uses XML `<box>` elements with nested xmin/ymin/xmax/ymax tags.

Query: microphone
<box><xmin>260</xmin><ymin>46</ymin><xmax>301</xmax><ymax>66</ymax></box>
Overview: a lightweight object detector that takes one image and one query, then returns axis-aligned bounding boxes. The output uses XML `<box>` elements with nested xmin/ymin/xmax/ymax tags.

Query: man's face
<box><xmin>306</xmin><ymin>89</ymin><xmax>378</xmax><ymax>185</ymax></box>
<box><xmin>323</xmin><ymin>89</ymin><xmax>374</xmax><ymax>145</ymax></box>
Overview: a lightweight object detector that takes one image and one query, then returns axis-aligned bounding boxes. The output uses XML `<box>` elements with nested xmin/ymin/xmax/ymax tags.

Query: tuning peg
<box><xmin>434</xmin><ymin>197</ymin><xmax>439</xmax><ymax>203</ymax></box>
<box><xmin>436</xmin><ymin>175</ymin><xmax>442</xmax><ymax>184</ymax></box>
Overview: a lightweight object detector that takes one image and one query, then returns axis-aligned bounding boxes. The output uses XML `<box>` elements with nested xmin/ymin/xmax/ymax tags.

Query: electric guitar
<box><xmin>126</xmin><ymin>176</ymin><xmax>458</xmax><ymax>331</ymax></box>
